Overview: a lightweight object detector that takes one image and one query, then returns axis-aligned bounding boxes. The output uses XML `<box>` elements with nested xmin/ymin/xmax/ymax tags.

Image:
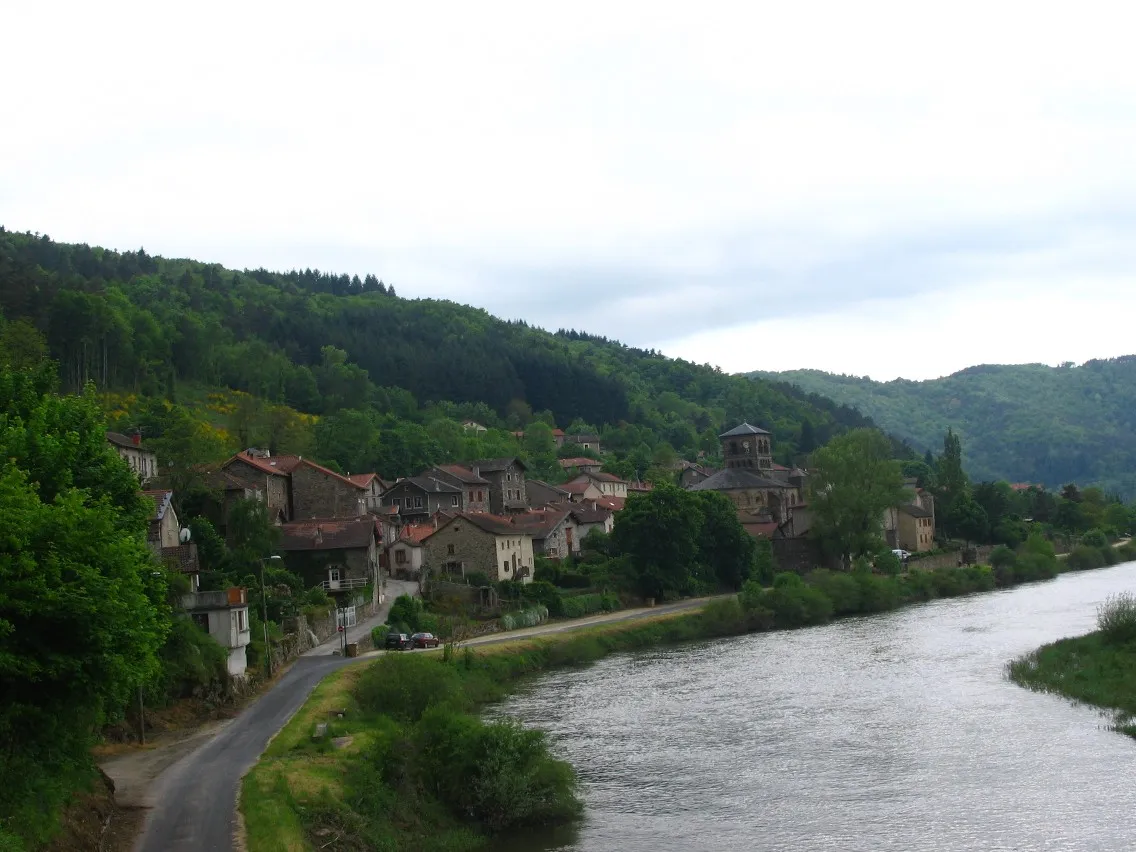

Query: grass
<box><xmin>1009</xmin><ymin>592</ymin><xmax>1136</xmax><ymax>738</ymax></box>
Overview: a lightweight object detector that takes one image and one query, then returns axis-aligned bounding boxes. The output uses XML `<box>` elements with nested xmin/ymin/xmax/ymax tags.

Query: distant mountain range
<box><xmin>752</xmin><ymin>359</ymin><xmax>1136</xmax><ymax>498</ymax></box>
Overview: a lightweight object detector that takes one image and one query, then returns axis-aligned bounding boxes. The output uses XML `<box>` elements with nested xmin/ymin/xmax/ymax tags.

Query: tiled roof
<box><xmin>558</xmin><ymin>457</ymin><xmax>601</xmax><ymax>468</ymax></box>
<box><xmin>595</xmin><ymin>496</ymin><xmax>625</xmax><ymax>511</ymax></box>
<box><xmin>224</xmin><ymin>451</ymin><xmax>291</xmax><ymax>477</ymax></box>
<box><xmin>511</xmin><ymin>508</ymin><xmax>570</xmax><ymax>539</ymax></box>
<box><xmin>347</xmin><ymin>472</ymin><xmax>381</xmax><ymax>488</ymax></box>
<box><xmin>718</xmin><ymin>422</ymin><xmax>771</xmax><ymax>438</ymax></box>
<box><xmin>206</xmin><ymin>469</ymin><xmax>259</xmax><ymax>492</ymax></box>
<box><xmin>401</xmin><ymin>475</ymin><xmax>462</xmax><ymax>494</ymax></box>
<box><xmin>433</xmin><ymin>464</ymin><xmax>490</xmax><ymax>485</ymax></box>
<box><xmin>688</xmin><ymin>468</ymin><xmax>789</xmax><ymax>491</ymax></box>
<box><xmin>574</xmin><ymin>471</ymin><xmax>627</xmax><ymax>484</ymax></box>
<box><xmin>740</xmin><ymin>520</ymin><xmax>780</xmax><ymax>538</ymax></box>
<box><xmin>565</xmin><ymin>434</ymin><xmax>601</xmax><ymax>444</ymax></box>
<box><xmin>562</xmin><ymin>481</ymin><xmax>594</xmax><ymax>494</ymax></box>
<box><xmin>448</xmin><ymin>512</ymin><xmax>530</xmax><ymax>537</ymax></box>
<box><xmin>106</xmin><ymin>430</ymin><xmax>150</xmax><ymax>450</ymax></box>
<box><xmin>398</xmin><ymin>523</ymin><xmax>436</xmax><ymax>545</ymax></box>
<box><xmin>569</xmin><ymin>507</ymin><xmax>611</xmax><ymax>524</ymax></box>
<box><xmin>296</xmin><ymin>458</ymin><xmax>365</xmax><ymax>490</ymax></box>
<box><xmin>279</xmin><ymin>517</ymin><xmax>377</xmax><ymax>551</ymax></box>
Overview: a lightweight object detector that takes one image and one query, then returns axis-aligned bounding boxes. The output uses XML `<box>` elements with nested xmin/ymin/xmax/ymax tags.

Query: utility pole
<box><xmin>261</xmin><ymin>555</ymin><xmax>282</xmax><ymax>676</ymax></box>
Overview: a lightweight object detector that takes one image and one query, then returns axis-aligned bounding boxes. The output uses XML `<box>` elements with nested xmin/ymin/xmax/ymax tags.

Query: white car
<box><xmin>892</xmin><ymin>549</ymin><xmax>911</xmax><ymax>561</ymax></box>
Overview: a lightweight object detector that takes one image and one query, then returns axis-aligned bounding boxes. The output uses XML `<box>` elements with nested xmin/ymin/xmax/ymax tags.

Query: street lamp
<box><xmin>261</xmin><ymin>555</ymin><xmax>282</xmax><ymax>677</ymax></box>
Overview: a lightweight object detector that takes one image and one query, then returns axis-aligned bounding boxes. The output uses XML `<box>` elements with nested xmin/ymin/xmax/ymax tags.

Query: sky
<box><xmin>3</xmin><ymin>1</ymin><xmax>1135</xmax><ymax>381</ymax></box>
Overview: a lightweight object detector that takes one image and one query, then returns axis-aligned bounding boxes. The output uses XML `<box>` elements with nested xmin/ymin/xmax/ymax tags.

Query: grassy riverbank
<box><xmin>243</xmin><ymin>538</ymin><xmax>1136</xmax><ymax>851</ymax></box>
<box><xmin>1009</xmin><ymin>591</ymin><xmax>1136</xmax><ymax>738</ymax></box>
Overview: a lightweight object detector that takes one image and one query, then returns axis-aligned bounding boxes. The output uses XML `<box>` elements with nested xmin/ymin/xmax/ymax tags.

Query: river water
<box><xmin>491</xmin><ymin>561</ymin><xmax>1136</xmax><ymax>852</ymax></box>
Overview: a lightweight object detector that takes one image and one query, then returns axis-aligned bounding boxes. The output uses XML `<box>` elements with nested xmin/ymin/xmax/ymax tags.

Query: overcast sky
<box><xmin>3</xmin><ymin>1</ymin><xmax>1134</xmax><ymax>380</ymax></box>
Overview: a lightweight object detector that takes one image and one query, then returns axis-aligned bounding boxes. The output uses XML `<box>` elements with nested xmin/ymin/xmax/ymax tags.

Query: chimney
<box><xmin>132</xmin><ymin>431</ymin><xmax>141</xmax><ymax>447</ymax></box>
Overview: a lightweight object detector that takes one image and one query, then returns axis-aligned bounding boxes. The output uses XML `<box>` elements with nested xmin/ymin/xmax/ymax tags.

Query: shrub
<box><xmin>355</xmin><ymin>655</ymin><xmax>465</xmax><ymax>722</ymax></box>
<box><xmin>464</xmin><ymin>571</ymin><xmax>492</xmax><ymax>588</ymax></box>
<box><xmin>1014</xmin><ymin>552</ymin><xmax>1059</xmax><ymax>583</ymax></box>
<box><xmin>854</xmin><ymin>573</ymin><xmax>902</xmax><ymax>612</ymax></box>
<box><xmin>874</xmin><ymin>550</ymin><xmax>903</xmax><ymax>576</ymax></box>
<box><xmin>989</xmin><ymin>546</ymin><xmax>1017</xmax><ymax>570</ymax></box>
<box><xmin>1021</xmin><ymin>533</ymin><xmax>1057</xmax><ymax>561</ymax></box>
<box><xmin>386</xmin><ymin>594</ymin><xmax>426</xmax><ymax>631</ymax></box>
<box><xmin>501</xmin><ymin>605</ymin><xmax>549</xmax><ymax>631</ymax></box>
<box><xmin>899</xmin><ymin>569</ymin><xmax>936</xmax><ymax>602</ymax></box>
<box><xmin>370</xmin><ymin>624</ymin><xmax>390</xmax><ymax>646</ymax></box>
<box><xmin>1081</xmin><ymin>528</ymin><xmax>1109</xmax><ymax>549</ymax></box>
<box><xmin>1118</xmin><ymin>541</ymin><xmax>1136</xmax><ymax>561</ymax></box>
<box><xmin>805</xmin><ymin>570</ymin><xmax>862</xmax><ymax>616</ymax></box>
<box><xmin>765</xmin><ymin>583</ymin><xmax>832</xmax><ymax>628</ymax></box>
<box><xmin>738</xmin><ymin>579</ymin><xmax>766</xmax><ymax>612</ymax></box>
<box><xmin>773</xmin><ymin>571</ymin><xmax>804</xmax><ymax>589</ymax></box>
<box><xmin>559</xmin><ymin>594</ymin><xmax>607</xmax><ymax>619</ymax></box>
<box><xmin>699</xmin><ymin>597</ymin><xmax>748</xmax><ymax>636</ymax></box>
<box><xmin>1097</xmin><ymin>593</ymin><xmax>1136</xmax><ymax>645</ymax></box>
<box><xmin>414</xmin><ymin>708</ymin><xmax>582</xmax><ymax>830</ymax></box>
<box><xmin>1066</xmin><ymin>546</ymin><xmax>1106</xmax><ymax>572</ymax></box>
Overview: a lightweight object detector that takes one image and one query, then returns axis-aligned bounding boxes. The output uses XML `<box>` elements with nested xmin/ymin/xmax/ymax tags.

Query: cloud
<box><xmin>2</xmin><ymin>0</ymin><xmax>1135</xmax><ymax>379</ymax></box>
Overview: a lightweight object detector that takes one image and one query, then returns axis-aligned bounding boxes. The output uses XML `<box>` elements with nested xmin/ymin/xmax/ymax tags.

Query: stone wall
<box><xmin>273</xmin><ymin>600</ymin><xmax>379</xmax><ymax>668</ymax></box>
<box><xmin>772</xmin><ymin>538</ymin><xmax>832</xmax><ymax>574</ymax></box>
<box><xmin>424</xmin><ymin>520</ymin><xmax>500</xmax><ymax>578</ymax></box>
<box><xmin>291</xmin><ymin>464</ymin><xmax>364</xmax><ymax>519</ymax></box>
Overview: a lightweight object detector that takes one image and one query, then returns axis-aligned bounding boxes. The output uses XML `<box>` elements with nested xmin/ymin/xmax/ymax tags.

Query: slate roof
<box><xmin>279</xmin><ymin>517</ymin><xmax>378</xmax><ymax>551</ymax></box>
<box><xmin>143</xmin><ymin>490</ymin><xmax>174</xmax><ymax>522</ymax></box>
<box><xmin>448</xmin><ymin>512</ymin><xmax>529</xmax><ymax>537</ymax></box>
<box><xmin>899</xmin><ymin>503</ymin><xmax>933</xmax><ymax>519</ymax></box>
<box><xmin>471</xmin><ymin>457</ymin><xmax>527</xmax><ymax>473</ymax></box>
<box><xmin>526</xmin><ymin>479</ymin><xmax>571</xmax><ymax>507</ymax></box>
<box><xmin>688</xmin><ymin>468</ymin><xmax>790</xmax><ymax>491</ymax></box>
<box><xmin>569</xmin><ymin>507</ymin><xmax>611</xmax><ymax>525</ymax></box>
<box><xmin>718</xmin><ymin>422</ymin><xmax>771</xmax><ymax>438</ymax></box>
<box><xmin>396</xmin><ymin>475</ymin><xmax>462</xmax><ymax>494</ymax></box>
<box><xmin>511</xmin><ymin>508</ymin><xmax>571</xmax><ymax>539</ymax></box>
<box><xmin>433</xmin><ymin>464</ymin><xmax>490</xmax><ymax>485</ymax></box>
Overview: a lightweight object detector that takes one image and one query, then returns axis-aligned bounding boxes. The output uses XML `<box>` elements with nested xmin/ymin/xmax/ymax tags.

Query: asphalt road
<box><xmin>132</xmin><ymin>589</ymin><xmax>718</xmax><ymax>851</ymax></box>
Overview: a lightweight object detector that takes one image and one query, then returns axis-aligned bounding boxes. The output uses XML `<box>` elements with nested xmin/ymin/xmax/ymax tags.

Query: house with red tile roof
<box><xmin>558</xmin><ymin>457</ymin><xmax>603</xmax><ymax>474</ymax></box>
<box><xmin>221</xmin><ymin>450</ymin><xmax>293</xmax><ymax>522</ymax></box>
<box><xmin>422</xmin><ymin>512</ymin><xmax>535</xmax><ymax>583</ymax></box>
<box><xmin>568</xmin><ymin>470</ymin><xmax>629</xmax><ymax>499</ymax></box>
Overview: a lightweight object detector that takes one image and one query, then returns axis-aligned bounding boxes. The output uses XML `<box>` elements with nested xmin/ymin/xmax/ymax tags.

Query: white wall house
<box><xmin>182</xmin><ymin>588</ymin><xmax>252</xmax><ymax>677</ymax></box>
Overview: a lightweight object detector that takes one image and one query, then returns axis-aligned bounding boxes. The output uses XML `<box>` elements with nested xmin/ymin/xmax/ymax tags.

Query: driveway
<box><xmin>122</xmin><ymin>589</ymin><xmax>718</xmax><ymax>851</ymax></box>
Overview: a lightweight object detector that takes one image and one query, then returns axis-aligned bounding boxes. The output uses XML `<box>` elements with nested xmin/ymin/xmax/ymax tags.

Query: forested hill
<box><xmin>0</xmin><ymin>228</ymin><xmax>895</xmax><ymax>472</ymax></box>
<box><xmin>753</xmin><ymin>362</ymin><xmax>1136</xmax><ymax>497</ymax></box>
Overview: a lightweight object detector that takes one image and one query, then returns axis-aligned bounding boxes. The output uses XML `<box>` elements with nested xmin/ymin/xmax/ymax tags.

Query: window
<box><xmin>393</xmin><ymin>497</ymin><xmax>402</xmax><ymax>508</ymax></box>
<box><xmin>447</xmin><ymin>544</ymin><xmax>455</xmax><ymax>555</ymax></box>
<box><xmin>329</xmin><ymin>567</ymin><xmax>341</xmax><ymax>583</ymax></box>
<box><xmin>503</xmin><ymin>561</ymin><xmax>510</xmax><ymax>573</ymax></box>
<box><xmin>192</xmin><ymin>613</ymin><xmax>209</xmax><ymax>632</ymax></box>
<box><xmin>477</xmin><ymin>490</ymin><xmax>484</xmax><ymax>501</ymax></box>
<box><xmin>414</xmin><ymin>497</ymin><xmax>423</xmax><ymax>508</ymax></box>
<box><xmin>451</xmin><ymin>495</ymin><xmax>459</xmax><ymax>507</ymax></box>
<box><xmin>237</xmin><ymin>609</ymin><xmax>247</xmax><ymax>632</ymax></box>
<box><xmin>506</xmin><ymin>472</ymin><xmax>513</xmax><ymax>482</ymax></box>
<box><xmin>395</xmin><ymin>549</ymin><xmax>407</xmax><ymax>564</ymax></box>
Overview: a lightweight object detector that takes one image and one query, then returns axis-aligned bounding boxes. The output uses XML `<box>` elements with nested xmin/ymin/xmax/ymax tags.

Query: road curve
<box><xmin>132</xmin><ymin>591</ymin><xmax>720</xmax><ymax>851</ymax></box>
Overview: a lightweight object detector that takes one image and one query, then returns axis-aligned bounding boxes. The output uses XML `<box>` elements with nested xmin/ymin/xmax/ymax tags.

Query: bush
<box><xmin>464</xmin><ymin>571</ymin><xmax>492</xmax><ymax>588</ymax></box>
<box><xmin>355</xmin><ymin>654</ymin><xmax>466</xmax><ymax>722</ymax></box>
<box><xmin>559</xmin><ymin>594</ymin><xmax>608</xmax><ymax>619</ymax></box>
<box><xmin>1097</xmin><ymin>593</ymin><xmax>1136</xmax><ymax>645</ymax></box>
<box><xmin>414</xmin><ymin>708</ymin><xmax>582</xmax><ymax>830</ymax></box>
<box><xmin>386</xmin><ymin>594</ymin><xmax>426</xmax><ymax>631</ymax></box>
<box><xmin>989</xmin><ymin>545</ymin><xmax>1017</xmax><ymax>570</ymax></box>
<box><xmin>899</xmin><ymin>569</ymin><xmax>936</xmax><ymax>602</ymax></box>
<box><xmin>370</xmin><ymin>624</ymin><xmax>390</xmax><ymax>646</ymax></box>
<box><xmin>1082</xmin><ymin>529</ymin><xmax>1109</xmax><ymax>549</ymax></box>
<box><xmin>805</xmin><ymin>570</ymin><xmax>862</xmax><ymax>616</ymax></box>
<box><xmin>501</xmin><ymin>605</ymin><xmax>549</xmax><ymax>630</ymax></box>
<box><xmin>874</xmin><ymin>550</ymin><xmax>903</xmax><ymax>576</ymax></box>
<box><xmin>1066</xmin><ymin>546</ymin><xmax>1106</xmax><ymax>572</ymax></box>
<box><xmin>1014</xmin><ymin>552</ymin><xmax>1060</xmax><ymax>583</ymax></box>
<box><xmin>854</xmin><ymin>573</ymin><xmax>902</xmax><ymax>612</ymax></box>
<box><xmin>1118</xmin><ymin>541</ymin><xmax>1136</xmax><ymax>561</ymax></box>
<box><xmin>765</xmin><ymin>583</ymin><xmax>832</xmax><ymax>628</ymax></box>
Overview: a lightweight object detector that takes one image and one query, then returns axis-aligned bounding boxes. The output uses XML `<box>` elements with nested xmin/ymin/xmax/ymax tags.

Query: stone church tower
<box><xmin>719</xmin><ymin>422</ymin><xmax>773</xmax><ymax>472</ymax></box>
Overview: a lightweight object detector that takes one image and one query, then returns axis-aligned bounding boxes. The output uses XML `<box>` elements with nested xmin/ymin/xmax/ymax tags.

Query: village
<box><xmin>107</xmin><ymin>421</ymin><xmax>939</xmax><ymax>676</ymax></box>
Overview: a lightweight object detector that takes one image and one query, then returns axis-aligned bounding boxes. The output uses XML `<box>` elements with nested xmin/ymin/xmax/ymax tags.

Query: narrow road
<box><xmin>125</xmin><ymin>589</ymin><xmax>718</xmax><ymax>851</ymax></box>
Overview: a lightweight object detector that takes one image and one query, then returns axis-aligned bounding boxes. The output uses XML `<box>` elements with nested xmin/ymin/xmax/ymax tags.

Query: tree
<box><xmin>692</xmin><ymin>490</ymin><xmax>755</xmax><ymax>590</ymax></box>
<box><xmin>937</xmin><ymin>427</ymin><xmax>968</xmax><ymax>507</ymax></box>
<box><xmin>0</xmin><ymin>365</ymin><xmax>167</xmax><ymax>844</ymax></box>
<box><xmin>807</xmin><ymin>429</ymin><xmax>906</xmax><ymax>567</ymax></box>
<box><xmin>944</xmin><ymin>491</ymin><xmax>989</xmax><ymax>544</ymax></box>
<box><xmin>611</xmin><ymin>485</ymin><xmax>703</xmax><ymax>600</ymax></box>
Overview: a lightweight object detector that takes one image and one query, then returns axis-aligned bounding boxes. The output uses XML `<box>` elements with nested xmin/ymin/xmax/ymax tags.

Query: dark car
<box><xmin>411</xmin><ymin>632</ymin><xmax>440</xmax><ymax>649</ymax></box>
<box><xmin>385</xmin><ymin>632</ymin><xmax>412</xmax><ymax>651</ymax></box>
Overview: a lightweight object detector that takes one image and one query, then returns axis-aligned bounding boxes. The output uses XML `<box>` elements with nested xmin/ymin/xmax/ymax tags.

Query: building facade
<box><xmin>107</xmin><ymin>431</ymin><xmax>159</xmax><ymax>483</ymax></box>
<box><xmin>422</xmin><ymin>513</ymin><xmax>535</xmax><ymax>583</ymax></box>
<box><xmin>470</xmin><ymin>458</ymin><xmax>529</xmax><ymax>514</ymax></box>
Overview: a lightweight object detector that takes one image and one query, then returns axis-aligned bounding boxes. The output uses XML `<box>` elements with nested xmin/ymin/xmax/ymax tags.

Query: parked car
<box><xmin>385</xmin><ymin>632</ymin><xmax>412</xmax><ymax>651</ymax></box>
<box><xmin>892</xmin><ymin>549</ymin><xmax>911</xmax><ymax>561</ymax></box>
<box><xmin>411</xmin><ymin>632</ymin><xmax>440</xmax><ymax>649</ymax></box>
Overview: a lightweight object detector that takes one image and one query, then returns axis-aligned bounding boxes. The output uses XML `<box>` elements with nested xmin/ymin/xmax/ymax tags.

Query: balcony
<box><xmin>181</xmin><ymin>587</ymin><xmax>248</xmax><ymax>611</ymax></box>
<box><xmin>319</xmin><ymin>577</ymin><xmax>370</xmax><ymax>591</ymax></box>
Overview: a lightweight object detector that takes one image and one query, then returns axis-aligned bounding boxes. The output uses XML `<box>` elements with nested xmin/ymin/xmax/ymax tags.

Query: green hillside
<box><xmin>754</xmin><ymin>362</ymin><xmax>1136</xmax><ymax>497</ymax></box>
<box><xmin>0</xmin><ymin>228</ymin><xmax>900</xmax><ymax>477</ymax></box>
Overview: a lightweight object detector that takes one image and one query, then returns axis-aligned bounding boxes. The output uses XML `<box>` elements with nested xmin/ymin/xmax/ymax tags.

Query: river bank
<box><xmin>1009</xmin><ymin>591</ymin><xmax>1136</xmax><ymax>738</ymax></box>
<box><xmin>242</xmin><ymin>539</ymin><xmax>1136</xmax><ymax>851</ymax></box>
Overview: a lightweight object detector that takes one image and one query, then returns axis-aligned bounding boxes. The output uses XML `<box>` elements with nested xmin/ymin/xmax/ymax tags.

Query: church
<box><xmin>686</xmin><ymin>423</ymin><xmax>805</xmax><ymax>524</ymax></box>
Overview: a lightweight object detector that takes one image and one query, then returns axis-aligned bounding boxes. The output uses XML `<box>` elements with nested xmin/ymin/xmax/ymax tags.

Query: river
<box><xmin>490</xmin><ymin>561</ymin><xmax>1136</xmax><ymax>852</ymax></box>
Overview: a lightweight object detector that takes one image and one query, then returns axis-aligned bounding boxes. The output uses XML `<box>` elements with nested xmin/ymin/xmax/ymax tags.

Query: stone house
<box><xmin>568</xmin><ymin>506</ymin><xmax>614</xmax><ymax>549</ymax></box>
<box><xmin>558</xmin><ymin>457</ymin><xmax>603</xmax><ymax>475</ymax></box>
<box><xmin>884</xmin><ymin>488</ymin><xmax>937</xmax><ymax>552</ymax></box>
<box><xmin>347</xmin><ymin>472</ymin><xmax>387</xmax><ymax>512</ymax></box>
<box><xmin>107</xmin><ymin>430</ymin><xmax>159</xmax><ymax>483</ymax></box>
<box><xmin>568</xmin><ymin>471</ymin><xmax>629</xmax><ymax>499</ymax></box>
<box><xmin>564</xmin><ymin>434</ymin><xmax>602</xmax><ymax>454</ymax></box>
<box><xmin>470</xmin><ymin>457</ymin><xmax>529</xmax><ymax>514</ymax></box>
<box><xmin>202</xmin><ymin>469</ymin><xmax>264</xmax><ymax>538</ymax></box>
<box><xmin>562</xmin><ymin>479</ymin><xmax>604</xmax><ymax>502</ymax></box>
<box><xmin>678</xmin><ymin>461</ymin><xmax>718</xmax><ymax>489</ymax></box>
<box><xmin>144</xmin><ymin>489</ymin><xmax>201</xmax><ymax>588</ymax></box>
<box><xmin>181</xmin><ymin>587</ymin><xmax>252</xmax><ymax>677</ymax></box>
<box><xmin>381</xmin><ymin>475</ymin><xmax>464</xmax><ymax>522</ymax></box>
<box><xmin>422</xmin><ymin>513</ymin><xmax>535</xmax><ymax>583</ymax></box>
<box><xmin>429</xmin><ymin>465</ymin><xmax>491</xmax><ymax>513</ymax></box>
<box><xmin>291</xmin><ymin>458</ymin><xmax>368</xmax><ymax>519</ymax></box>
<box><xmin>688</xmin><ymin>468</ymin><xmax>800</xmax><ymax>522</ymax></box>
<box><xmin>386</xmin><ymin>523</ymin><xmax>432</xmax><ymax>579</ymax></box>
<box><xmin>513</xmin><ymin>508</ymin><xmax>573</xmax><ymax>559</ymax></box>
<box><xmin>221</xmin><ymin>450</ymin><xmax>294</xmax><ymax>523</ymax></box>
<box><xmin>526</xmin><ymin>479</ymin><xmax>572</xmax><ymax>508</ymax></box>
<box><xmin>279</xmin><ymin>516</ymin><xmax>381</xmax><ymax>605</ymax></box>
